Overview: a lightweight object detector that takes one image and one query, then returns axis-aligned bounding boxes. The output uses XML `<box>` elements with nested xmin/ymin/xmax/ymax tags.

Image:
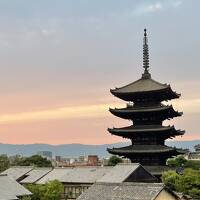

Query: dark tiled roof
<box><xmin>110</xmin><ymin>104</ymin><xmax>175</xmax><ymax>113</ymax></box>
<box><xmin>109</xmin><ymin>105</ymin><xmax>182</xmax><ymax>120</ymax></box>
<box><xmin>111</xmin><ymin>77</ymin><xmax>168</xmax><ymax>93</ymax></box>
<box><xmin>110</xmin><ymin>77</ymin><xmax>180</xmax><ymax>101</ymax></box>
<box><xmin>108</xmin><ymin>145</ymin><xmax>176</xmax><ymax>154</ymax></box>
<box><xmin>77</xmin><ymin>182</ymin><xmax>165</xmax><ymax>200</ymax></box>
<box><xmin>108</xmin><ymin>125</ymin><xmax>184</xmax><ymax>139</ymax></box>
<box><xmin>109</xmin><ymin>125</ymin><xmax>183</xmax><ymax>133</ymax></box>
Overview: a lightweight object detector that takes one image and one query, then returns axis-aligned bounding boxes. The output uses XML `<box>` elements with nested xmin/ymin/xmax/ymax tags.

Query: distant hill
<box><xmin>0</xmin><ymin>140</ymin><xmax>199</xmax><ymax>158</ymax></box>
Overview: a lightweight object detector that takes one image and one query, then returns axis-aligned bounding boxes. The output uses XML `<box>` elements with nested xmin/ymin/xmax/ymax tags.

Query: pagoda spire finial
<box><xmin>142</xmin><ymin>28</ymin><xmax>151</xmax><ymax>79</ymax></box>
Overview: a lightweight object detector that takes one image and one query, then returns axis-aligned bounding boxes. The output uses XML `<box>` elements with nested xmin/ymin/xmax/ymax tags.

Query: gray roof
<box><xmin>59</xmin><ymin>166</ymin><xmax>112</xmax><ymax>184</ymax></box>
<box><xmin>97</xmin><ymin>163</ymin><xmax>140</xmax><ymax>183</ymax></box>
<box><xmin>36</xmin><ymin>168</ymin><xmax>73</xmax><ymax>184</ymax></box>
<box><xmin>77</xmin><ymin>182</ymin><xmax>165</xmax><ymax>200</ymax></box>
<box><xmin>1</xmin><ymin>166</ymin><xmax>33</xmax><ymax>181</ymax></box>
<box><xmin>20</xmin><ymin>168</ymin><xmax>52</xmax><ymax>184</ymax></box>
<box><xmin>0</xmin><ymin>174</ymin><xmax>32</xmax><ymax>200</ymax></box>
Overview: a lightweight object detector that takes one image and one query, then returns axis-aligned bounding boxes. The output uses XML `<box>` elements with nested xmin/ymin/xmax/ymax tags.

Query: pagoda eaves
<box><xmin>109</xmin><ymin>105</ymin><xmax>182</xmax><ymax>121</ymax></box>
<box><xmin>110</xmin><ymin>77</ymin><xmax>180</xmax><ymax>102</ymax></box>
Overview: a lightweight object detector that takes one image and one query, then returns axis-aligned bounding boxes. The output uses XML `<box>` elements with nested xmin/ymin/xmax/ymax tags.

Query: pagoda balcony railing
<box><xmin>126</xmin><ymin>102</ymin><xmax>134</xmax><ymax>108</ymax></box>
<box><xmin>125</xmin><ymin>103</ymin><xmax>175</xmax><ymax>109</ymax></box>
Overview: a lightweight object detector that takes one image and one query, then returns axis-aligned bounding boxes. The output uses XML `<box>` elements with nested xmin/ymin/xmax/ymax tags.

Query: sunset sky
<box><xmin>0</xmin><ymin>0</ymin><xmax>199</xmax><ymax>144</ymax></box>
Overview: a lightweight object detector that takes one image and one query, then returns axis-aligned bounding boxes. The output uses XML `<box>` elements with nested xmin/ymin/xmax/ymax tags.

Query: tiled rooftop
<box><xmin>0</xmin><ymin>174</ymin><xmax>31</xmax><ymax>200</ymax></box>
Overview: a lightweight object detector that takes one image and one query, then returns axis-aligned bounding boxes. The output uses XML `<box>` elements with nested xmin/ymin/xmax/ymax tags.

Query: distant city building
<box><xmin>107</xmin><ymin>29</ymin><xmax>185</xmax><ymax>167</ymax></box>
<box><xmin>87</xmin><ymin>155</ymin><xmax>98</xmax><ymax>166</ymax></box>
<box><xmin>79</xmin><ymin>155</ymin><xmax>86</xmax><ymax>162</ymax></box>
<box><xmin>194</xmin><ymin>144</ymin><xmax>200</xmax><ymax>152</ymax></box>
<box><xmin>37</xmin><ymin>151</ymin><xmax>52</xmax><ymax>160</ymax></box>
<box><xmin>186</xmin><ymin>144</ymin><xmax>200</xmax><ymax>160</ymax></box>
<box><xmin>54</xmin><ymin>155</ymin><xmax>101</xmax><ymax>167</ymax></box>
<box><xmin>55</xmin><ymin>156</ymin><xmax>62</xmax><ymax>162</ymax></box>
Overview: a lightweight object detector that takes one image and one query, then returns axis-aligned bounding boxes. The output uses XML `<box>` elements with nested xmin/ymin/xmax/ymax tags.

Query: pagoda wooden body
<box><xmin>107</xmin><ymin>30</ymin><xmax>185</xmax><ymax>166</ymax></box>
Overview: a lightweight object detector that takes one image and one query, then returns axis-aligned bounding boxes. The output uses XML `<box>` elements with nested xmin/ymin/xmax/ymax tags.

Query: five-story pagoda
<box><xmin>107</xmin><ymin>29</ymin><xmax>185</xmax><ymax>166</ymax></box>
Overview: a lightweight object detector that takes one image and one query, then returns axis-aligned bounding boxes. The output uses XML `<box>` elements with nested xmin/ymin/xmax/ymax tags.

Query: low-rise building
<box><xmin>37</xmin><ymin>163</ymin><xmax>157</xmax><ymax>199</ymax></box>
<box><xmin>77</xmin><ymin>182</ymin><xmax>183</xmax><ymax>200</ymax></box>
<box><xmin>185</xmin><ymin>144</ymin><xmax>200</xmax><ymax>160</ymax></box>
<box><xmin>1</xmin><ymin>163</ymin><xmax>160</xmax><ymax>200</ymax></box>
<box><xmin>37</xmin><ymin>151</ymin><xmax>52</xmax><ymax>160</ymax></box>
<box><xmin>50</xmin><ymin>166</ymin><xmax>111</xmax><ymax>199</ymax></box>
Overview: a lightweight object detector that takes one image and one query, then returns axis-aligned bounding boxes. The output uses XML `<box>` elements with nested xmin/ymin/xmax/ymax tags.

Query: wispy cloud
<box><xmin>0</xmin><ymin>104</ymin><xmax>112</xmax><ymax>124</ymax></box>
<box><xmin>0</xmin><ymin>97</ymin><xmax>198</xmax><ymax>125</ymax></box>
<box><xmin>143</xmin><ymin>2</ymin><xmax>163</xmax><ymax>13</ymax></box>
<box><xmin>172</xmin><ymin>0</ymin><xmax>183</xmax><ymax>8</ymax></box>
<box><xmin>133</xmin><ymin>0</ymin><xmax>183</xmax><ymax>16</ymax></box>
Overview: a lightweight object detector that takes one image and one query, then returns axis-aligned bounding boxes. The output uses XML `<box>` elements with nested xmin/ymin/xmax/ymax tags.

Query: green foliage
<box><xmin>26</xmin><ymin>184</ymin><xmax>46</xmax><ymax>200</ymax></box>
<box><xmin>9</xmin><ymin>154</ymin><xmax>23</xmax><ymax>166</ymax></box>
<box><xmin>0</xmin><ymin>154</ymin><xmax>10</xmax><ymax>172</ymax></box>
<box><xmin>0</xmin><ymin>154</ymin><xmax>52</xmax><ymax>173</ymax></box>
<box><xmin>167</xmin><ymin>155</ymin><xmax>200</xmax><ymax>171</ymax></box>
<box><xmin>185</xmin><ymin>160</ymin><xmax>200</xmax><ymax>170</ymax></box>
<box><xmin>43</xmin><ymin>180</ymin><xmax>64</xmax><ymax>200</ymax></box>
<box><xmin>26</xmin><ymin>180</ymin><xmax>64</xmax><ymax>200</ymax></box>
<box><xmin>107</xmin><ymin>156</ymin><xmax>123</xmax><ymax>166</ymax></box>
<box><xmin>16</xmin><ymin>155</ymin><xmax>52</xmax><ymax>167</ymax></box>
<box><xmin>162</xmin><ymin>168</ymin><xmax>200</xmax><ymax>199</ymax></box>
<box><xmin>166</xmin><ymin>155</ymin><xmax>187</xmax><ymax>168</ymax></box>
<box><xmin>162</xmin><ymin>170</ymin><xmax>180</xmax><ymax>190</ymax></box>
<box><xmin>21</xmin><ymin>196</ymin><xmax>32</xmax><ymax>200</ymax></box>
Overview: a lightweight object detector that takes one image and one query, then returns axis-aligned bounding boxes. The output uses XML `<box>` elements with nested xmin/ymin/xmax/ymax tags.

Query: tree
<box><xmin>166</xmin><ymin>155</ymin><xmax>187</xmax><ymax>168</ymax></box>
<box><xmin>107</xmin><ymin>156</ymin><xmax>123</xmax><ymax>166</ymax></box>
<box><xmin>0</xmin><ymin>154</ymin><xmax>10</xmax><ymax>172</ymax></box>
<box><xmin>21</xmin><ymin>196</ymin><xmax>32</xmax><ymax>200</ymax></box>
<box><xmin>43</xmin><ymin>180</ymin><xmax>64</xmax><ymax>200</ymax></box>
<box><xmin>162</xmin><ymin>169</ymin><xmax>200</xmax><ymax>199</ymax></box>
<box><xmin>26</xmin><ymin>184</ymin><xmax>46</xmax><ymax>200</ymax></box>
<box><xmin>162</xmin><ymin>170</ymin><xmax>180</xmax><ymax>191</ymax></box>
<box><xmin>9</xmin><ymin>154</ymin><xmax>23</xmax><ymax>166</ymax></box>
<box><xmin>185</xmin><ymin>160</ymin><xmax>200</xmax><ymax>170</ymax></box>
<box><xmin>16</xmin><ymin>155</ymin><xmax>52</xmax><ymax>167</ymax></box>
<box><xmin>26</xmin><ymin>180</ymin><xmax>64</xmax><ymax>200</ymax></box>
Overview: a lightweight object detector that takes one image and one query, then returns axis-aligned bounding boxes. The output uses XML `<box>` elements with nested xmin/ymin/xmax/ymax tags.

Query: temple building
<box><xmin>107</xmin><ymin>29</ymin><xmax>185</xmax><ymax>166</ymax></box>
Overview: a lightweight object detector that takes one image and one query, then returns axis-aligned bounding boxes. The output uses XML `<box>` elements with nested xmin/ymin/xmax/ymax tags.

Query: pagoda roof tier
<box><xmin>110</xmin><ymin>77</ymin><xmax>180</xmax><ymax>101</ymax></box>
<box><xmin>109</xmin><ymin>105</ymin><xmax>182</xmax><ymax>120</ymax></box>
<box><xmin>108</xmin><ymin>125</ymin><xmax>184</xmax><ymax>139</ymax></box>
<box><xmin>107</xmin><ymin>145</ymin><xmax>182</xmax><ymax>154</ymax></box>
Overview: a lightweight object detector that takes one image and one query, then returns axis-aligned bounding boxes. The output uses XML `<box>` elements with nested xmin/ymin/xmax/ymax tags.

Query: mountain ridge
<box><xmin>0</xmin><ymin>140</ymin><xmax>199</xmax><ymax>157</ymax></box>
